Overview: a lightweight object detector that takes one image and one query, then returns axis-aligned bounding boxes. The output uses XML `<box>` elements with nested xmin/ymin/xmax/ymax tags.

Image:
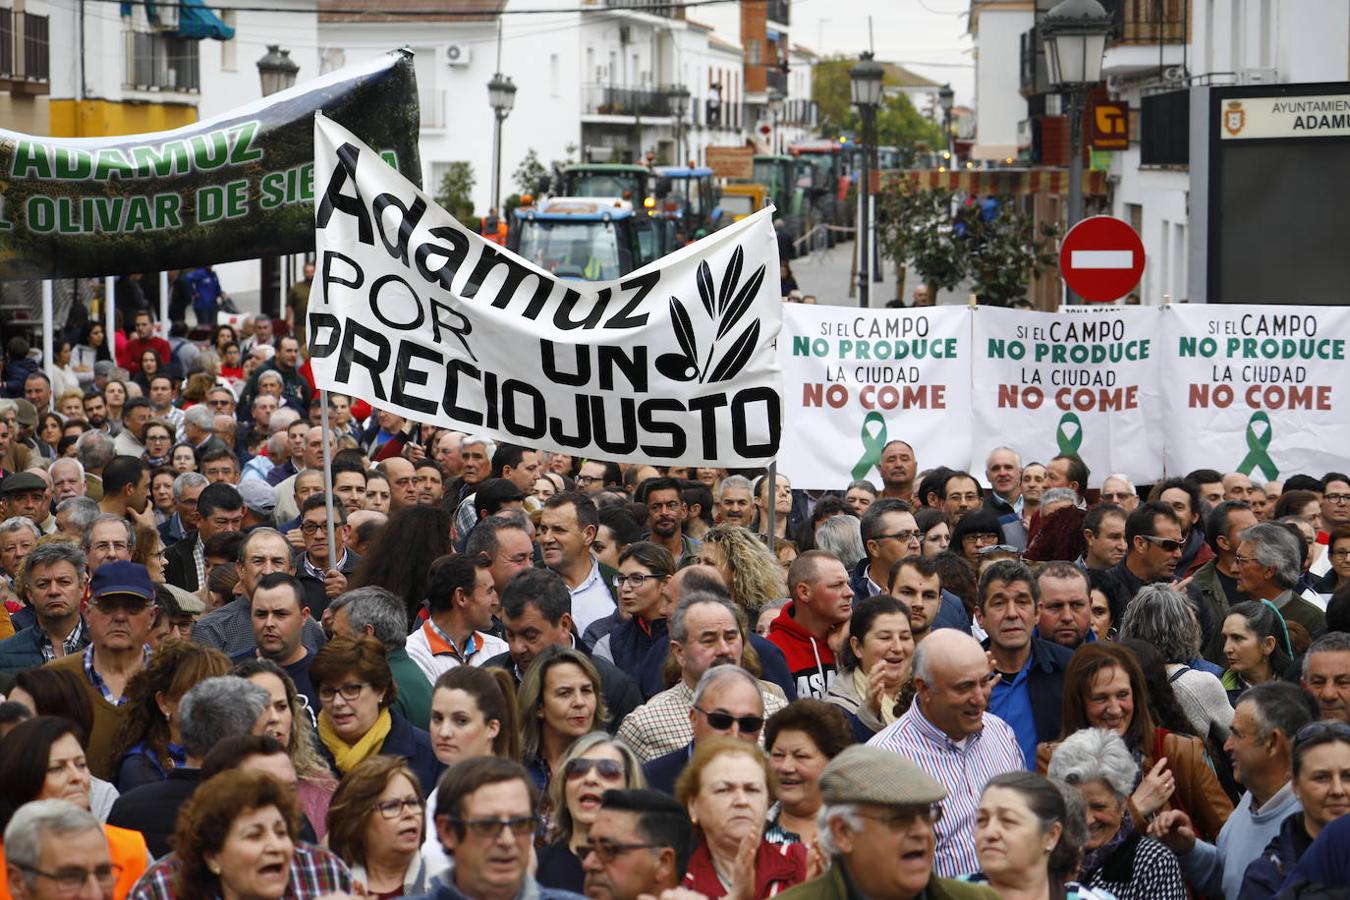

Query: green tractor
<box><xmin>552</xmin><ymin>164</ymin><xmax>655</xmax><ymax>205</ymax></box>
<box><xmin>752</xmin><ymin>154</ymin><xmax>804</xmax><ymax>238</ymax></box>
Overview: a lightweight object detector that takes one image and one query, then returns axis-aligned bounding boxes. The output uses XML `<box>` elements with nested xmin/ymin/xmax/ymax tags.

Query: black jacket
<box><xmin>636</xmin><ymin>633</ymin><xmax>797</xmax><ymax>702</ymax></box>
<box><xmin>642</xmin><ymin>744</ymin><xmax>690</xmax><ymax>796</ymax></box>
<box><xmin>107</xmin><ymin>768</ymin><xmax>202</xmax><ymax>858</ymax></box>
<box><xmin>294</xmin><ymin>550</ymin><xmax>361</xmax><ymax>620</ymax></box>
<box><xmin>164</xmin><ymin>535</ymin><xmax>201</xmax><ymax>593</ymax></box>
<box><xmin>980</xmin><ymin>635</ymin><xmax>1073</xmax><ymax>747</ymax></box>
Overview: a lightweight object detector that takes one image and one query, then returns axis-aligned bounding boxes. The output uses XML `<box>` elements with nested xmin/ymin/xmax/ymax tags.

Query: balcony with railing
<box><xmin>124</xmin><ymin>30</ymin><xmax>200</xmax><ymax>92</ymax></box>
<box><xmin>583</xmin><ymin>83</ymin><xmax>673</xmax><ymax>118</ymax></box>
<box><xmin>1100</xmin><ymin>0</ymin><xmax>1188</xmax><ymax>75</ymax></box>
<box><xmin>766</xmin><ymin>0</ymin><xmax>789</xmax><ymax>25</ymax></box>
<box><xmin>1101</xmin><ymin>0</ymin><xmax>1189</xmax><ymax>44</ymax></box>
<box><xmin>600</xmin><ymin>0</ymin><xmax>676</xmax><ymax>17</ymax></box>
<box><xmin>0</xmin><ymin>10</ymin><xmax>50</xmax><ymax>92</ymax></box>
<box><xmin>1019</xmin><ymin>26</ymin><xmax>1048</xmax><ymax>97</ymax></box>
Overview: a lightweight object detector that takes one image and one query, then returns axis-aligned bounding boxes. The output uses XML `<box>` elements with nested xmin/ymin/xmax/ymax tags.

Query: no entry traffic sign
<box><xmin>1059</xmin><ymin>215</ymin><xmax>1145</xmax><ymax>302</ymax></box>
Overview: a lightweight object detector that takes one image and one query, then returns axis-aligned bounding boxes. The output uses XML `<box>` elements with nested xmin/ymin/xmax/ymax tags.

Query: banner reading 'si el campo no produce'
<box><xmin>970</xmin><ymin>306</ymin><xmax>1161</xmax><ymax>486</ymax></box>
<box><xmin>0</xmin><ymin>50</ymin><xmax>420</xmax><ymax>280</ymax></box>
<box><xmin>308</xmin><ymin>115</ymin><xmax>784</xmax><ymax>467</ymax></box>
<box><xmin>777</xmin><ymin>305</ymin><xmax>971</xmax><ymax>491</ymax></box>
<box><xmin>1161</xmin><ymin>304</ymin><xmax>1350</xmax><ymax>480</ymax></box>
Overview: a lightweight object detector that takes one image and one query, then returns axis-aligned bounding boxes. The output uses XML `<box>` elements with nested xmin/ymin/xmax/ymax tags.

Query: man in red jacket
<box><xmin>768</xmin><ymin>550</ymin><xmax>854</xmax><ymax>699</ymax></box>
<box><xmin>119</xmin><ymin>310</ymin><xmax>171</xmax><ymax>375</ymax></box>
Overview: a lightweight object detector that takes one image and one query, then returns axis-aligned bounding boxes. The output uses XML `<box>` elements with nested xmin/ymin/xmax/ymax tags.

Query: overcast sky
<box><xmin>792</xmin><ymin>0</ymin><xmax>976</xmax><ymax>105</ymax></box>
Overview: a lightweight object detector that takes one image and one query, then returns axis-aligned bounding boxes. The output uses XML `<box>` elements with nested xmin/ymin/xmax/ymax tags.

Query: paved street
<box><xmin>789</xmin><ymin>238</ymin><xmax>971</xmax><ymax>308</ymax></box>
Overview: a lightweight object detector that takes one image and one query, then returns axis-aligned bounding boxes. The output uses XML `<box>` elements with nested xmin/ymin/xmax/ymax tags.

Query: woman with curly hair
<box><xmin>107</xmin><ymin>642</ymin><xmax>232</xmax><ymax>792</ymax></box>
<box><xmin>697</xmin><ymin>525</ymin><xmax>785</xmax><ymax>613</ymax></box>
<box><xmin>349</xmin><ymin>506</ymin><xmax>452</xmax><ymax>623</ymax></box>
<box><xmin>236</xmin><ymin>657</ymin><xmax>339</xmax><ymax>839</ymax></box>
<box><xmin>172</xmin><ymin>768</ymin><xmax>351</xmax><ymax>900</ymax></box>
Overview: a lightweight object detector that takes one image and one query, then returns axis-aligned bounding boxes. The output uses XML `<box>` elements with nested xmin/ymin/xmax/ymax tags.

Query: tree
<box><xmin>812</xmin><ymin>56</ymin><xmax>855</xmax><ymax>138</ymax></box>
<box><xmin>877</xmin><ymin>185</ymin><xmax>1061</xmax><ymax>306</ymax></box>
<box><xmin>811</xmin><ymin>55</ymin><xmax>946</xmax><ymax>152</ymax></box>
<box><xmin>513</xmin><ymin>148</ymin><xmax>548</xmax><ymax>196</ymax></box>
<box><xmin>434</xmin><ymin>162</ymin><xmax>476</xmax><ymax>226</ymax></box>
<box><xmin>875</xmin><ymin>93</ymin><xmax>945</xmax><ymax>153</ymax></box>
<box><xmin>877</xmin><ymin>185</ymin><xmax>965</xmax><ymax>299</ymax></box>
<box><xmin>964</xmin><ymin>198</ymin><xmax>1060</xmax><ymax>307</ymax></box>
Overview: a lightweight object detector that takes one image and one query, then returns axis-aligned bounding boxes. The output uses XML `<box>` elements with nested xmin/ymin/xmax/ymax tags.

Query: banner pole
<box><xmin>104</xmin><ymin>276</ymin><xmax>115</xmax><ymax>357</ymax></box>
<box><xmin>159</xmin><ymin>271</ymin><xmax>169</xmax><ymax>326</ymax></box>
<box><xmin>41</xmin><ymin>281</ymin><xmax>54</xmax><ymax>411</ymax></box>
<box><xmin>765</xmin><ymin>460</ymin><xmax>777</xmax><ymax>549</ymax></box>
<box><xmin>318</xmin><ymin>388</ymin><xmax>338</xmax><ymax>581</ymax></box>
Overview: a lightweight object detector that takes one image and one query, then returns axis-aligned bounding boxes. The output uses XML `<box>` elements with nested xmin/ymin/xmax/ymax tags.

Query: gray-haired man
<box><xmin>107</xmin><ymin>675</ymin><xmax>270</xmax><ymax>857</ymax></box>
<box><xmin>330</xmin><ymin>585</ymin><xmax>432</xmax><ymax>728</ymax></box>
<box><xmin>1234</xmin><ymin>522</ymin><xmax>1326</xmax><ymax>637</ymax></box>
<box><xmin>5</xmin><ymin>800</ymin><xmax>114</xmax><ymax>900</ymax></box>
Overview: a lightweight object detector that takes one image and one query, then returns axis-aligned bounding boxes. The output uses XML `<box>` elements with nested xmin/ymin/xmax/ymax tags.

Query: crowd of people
<box><xmin>1</xmin><ymin>311</ymin><xmax>1350</xmax><ymax>900</ymax></box>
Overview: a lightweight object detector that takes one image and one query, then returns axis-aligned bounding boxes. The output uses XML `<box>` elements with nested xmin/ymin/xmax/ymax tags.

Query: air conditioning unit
<box><xmin>1240</xmin><ymin>67</ymin><xmax>1278</xmax><ymax>84</ymax></box>
<box><xmin>445</xmin><ymin>43</ymin><xmax>471</xmax><ymax>66</ymax></box>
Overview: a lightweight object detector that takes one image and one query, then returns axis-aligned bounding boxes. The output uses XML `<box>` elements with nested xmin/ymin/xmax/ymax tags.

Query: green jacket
<box><xmin>1188</xmin><ymin>559</ymin><xmax>1235</xmax><ymax>666</ymax></box>
<box><xmin>774</xmin><ymin>859</ymin><xmax>999</xmax><ymax>900</ymax></box>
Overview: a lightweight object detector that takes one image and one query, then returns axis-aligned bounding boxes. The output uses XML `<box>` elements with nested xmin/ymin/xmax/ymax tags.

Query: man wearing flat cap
<box><xmin>775</xmin><ymin>745</ymin><xmax>997</xmax><ymax>900</ymax></box>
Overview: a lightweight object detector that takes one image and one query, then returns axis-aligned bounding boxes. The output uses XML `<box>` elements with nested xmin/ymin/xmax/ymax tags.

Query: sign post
<box><xmin>1058</xmin><ymin>215</ymin><xmax>1145</xmax><ymax>303</ymax></box>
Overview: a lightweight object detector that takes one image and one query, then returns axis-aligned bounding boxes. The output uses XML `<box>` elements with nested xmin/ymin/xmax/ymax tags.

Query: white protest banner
<box><xmin>1160</xmin><ymin>305</ymin><xmax>1350</xmax><ymax>481</ymax></box>
<box><xmin>971</xmin><ymin>306</ymin><xmax>1161</xmax><ymax>484</ymax></box>
<box><xmin>777</xmin><ymin>305</ymin><xmax>971</xmax><ymax>490</ymax></box>
<box><xmin>308</xmin><ymin>115</ymin><xmax>783</xmax><ymax>466</ymax></box>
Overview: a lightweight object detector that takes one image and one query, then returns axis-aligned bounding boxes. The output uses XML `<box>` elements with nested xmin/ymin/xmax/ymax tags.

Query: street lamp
<box><xmin>849</xmin><ymin>51</ymin><xmax>884</xmax><ymax>309</ymax></box>
<box><xmin>1043</xmin><ymin>0</ymin><xmax>1111</xmax><ymax>301</ymax></box>
<box><xmin>766</xmin><ymin>86</ymin><xmax>784</xmax><ymax>154</ymax></box>
<box><xmin>938</xmin><ymin>83</ymin><xmax>955</xmax><ymax>160</ymax></box>
<box><xmin>256</xmin><ymin>46</ymin><xmax>299</xmax><ymax>320</ymax></box>
<box><xmin>256</xmin><ymin>45</ymin><xmax>299</xmax><ymax>97</ymax></box>
<box><xmin>668</xmin><ymin>85</ymin><xmax>690</xmax><ymax>165</ymax></box>
<box><xmin>487</xmin><ymin>72</ymin><xmax>517</xmax><ymax>213</ymax></box>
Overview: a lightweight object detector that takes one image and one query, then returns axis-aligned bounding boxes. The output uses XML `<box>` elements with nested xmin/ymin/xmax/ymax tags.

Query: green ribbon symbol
<box><xmin>1237</xmin><ymin>410</ymin><xmax>1279</xmax><ymax>481</ymax></box>
<box><xmin>851</xmin><ymin>411</ymin><xmax>889</xmax><ymax>481</ymax></box>
<box><xmin>1055</xmin><ymin>412</ymin><xmax>1083</xmax><ymax>456</ymax></box>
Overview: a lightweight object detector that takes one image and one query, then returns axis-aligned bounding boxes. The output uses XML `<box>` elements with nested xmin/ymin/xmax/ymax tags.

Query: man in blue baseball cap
<box><xmin>46</xmin><ymin>560</ymin><xmax>156</xmax><ymax>781</ymax></box>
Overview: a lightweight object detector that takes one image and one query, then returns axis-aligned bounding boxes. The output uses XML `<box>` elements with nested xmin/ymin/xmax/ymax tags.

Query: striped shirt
<box><xmin>129</xmin><ymin>842</ymin><xmax>351</xmax><ymax>900</ymax></box>
<box><xmin>868</xmin><ymin>704</ymin><xmax>1023</xmax><ymax>877</ymax></box>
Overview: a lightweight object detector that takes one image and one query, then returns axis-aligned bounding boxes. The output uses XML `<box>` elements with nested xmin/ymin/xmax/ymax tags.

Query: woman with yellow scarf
<box><xmin>310</xmin><ymin>635</ymin><xmax>442</xmax><ymax>794</ymax></box>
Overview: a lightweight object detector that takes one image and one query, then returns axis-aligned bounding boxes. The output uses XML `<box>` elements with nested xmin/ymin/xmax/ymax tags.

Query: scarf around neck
<box><xmin>318</xmin><ymin>707</ymin><xmax>392</xmax><ymax>774</ymax></box>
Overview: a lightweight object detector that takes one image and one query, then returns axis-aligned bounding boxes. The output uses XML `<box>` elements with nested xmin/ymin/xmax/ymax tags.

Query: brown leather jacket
<box><xmin>1037</xmin><ymin>728</ymin><xmax>1234</xmax><ymax>843</ymax></box>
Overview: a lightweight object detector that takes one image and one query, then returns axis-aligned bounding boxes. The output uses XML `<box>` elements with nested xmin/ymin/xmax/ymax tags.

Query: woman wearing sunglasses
<box><xmin>326</xmin><ymin>756</ymin><xmax>430</xmax><ymax>897</ymax></box>
<box><xmin>536</xmin><ymin>733</ymin><xmax>646</xmax><ymax>893</ymax></box>
<box><xmin>676</xmin><ymin>737</ymin><xmax>807</xmax><ymax>900</ymax></box>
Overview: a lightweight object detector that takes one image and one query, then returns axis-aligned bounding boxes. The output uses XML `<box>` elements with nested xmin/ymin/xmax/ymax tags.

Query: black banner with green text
<box><xmin>0</xmin><ymin>49</ymin><xmax>420</xmax><ymax>280</ymax></box>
